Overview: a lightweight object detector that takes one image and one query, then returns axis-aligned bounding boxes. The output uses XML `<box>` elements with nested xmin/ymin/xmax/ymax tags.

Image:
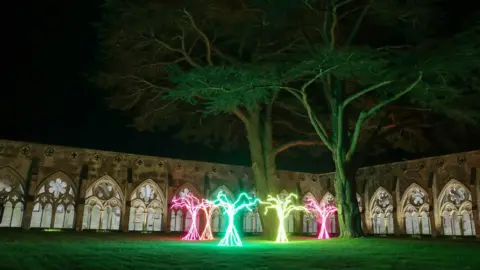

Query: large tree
<box><xmin>277</xmin><ymin>1</ymin><xmax>480</xmax><ymax>237</ymax></box>
<box><xmin>158</xmin><ymin>0</ymin><xmax>479</xmax><ymax>238</ymax></box>
<box><xmin>95</xmin><ymin>0</ymin><xmax>479</xmax><ymax>239</ymax></box>
<box><xmin>95</xmin><ymin>0</ymin><xmax>328</xmax><ymax>239</ymax></box>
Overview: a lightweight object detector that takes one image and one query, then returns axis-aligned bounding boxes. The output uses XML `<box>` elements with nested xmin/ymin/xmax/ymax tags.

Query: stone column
<box><xmin>122</xmin><ymin>202</ymin><xmax>131</xmax><ymax>232</ymax></box>
<box><xmin>22</xmin><ymin>158</ymin><xmax>39</xmax><ymax>230</ymax></box>
<box><xmin>22</xmin><ymin>197</ymin><xmax>35</xmax><ymax>230</ymax></box>
<box><xmin>165</xmin><ymin>208</ymin><xmax>172</xmax><ymax>232</ymax></box>
<box><xmin>429</xmin><ymin>210</ymin><xmax>440</xmax><ymax>237</ymax></box>
<box><xmin>360</xmin><ymin>212</ymin><xmax>367</xmax><ymax>234</ymax></box>
<box><xmin>472</xmin><ymin>210</ymin><xmax>480</xmax><ymax>238</ymax></box>
<box><xmin>394</xmin><ymin>183</ymin><xmax>405</xmax><ymax>236</ymax></box>
<box><xmin>295</xmin><ymin>212</ymin><xmax>303</xmax><ymax>234</ymax></box>
<box><xmin>75</xmin><ymin>203</ymin><xmax>85</xmax><ymax>231</ymax></box>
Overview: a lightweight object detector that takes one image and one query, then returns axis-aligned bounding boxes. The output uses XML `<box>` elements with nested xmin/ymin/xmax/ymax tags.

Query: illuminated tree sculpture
<box><xmin>209</xmin><ymin>191</ymin><xmax>259</xmax><ymax>247</ymax></box>
<box><xmin>305</xmin><ymin>198</ymin><xmax>338</xmax><ymax>239</ymax></box>
<box><xmin>261</xmin><ymin>193</ymin><xmax>307</xmax><ymax>243</ymax></box>
<box><xmin>170</xmin><ymin>191</ymin><xmax>209</xmax><ymax>241</ymax></box>
<box><xmin>199</xmin><ymin>202</ymin><xmax>217</xmax><ymax>240</ymax></box>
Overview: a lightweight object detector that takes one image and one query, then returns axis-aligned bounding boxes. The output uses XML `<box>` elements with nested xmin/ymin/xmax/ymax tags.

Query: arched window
<box><xmin>320</xmin><ymin>192</ymin><xmax>337</xmax><ymax>234</ymax></box>
<box><xmin>169</xmin><ymin>184</ymin><xmax>201</xmax><ymax>232</ymax></box>
<box><xmin>128</xmin><ymin>180</ymin><xmax>165</xmax><ymax>232</ymax></box>
<box><xmin>401</xmin><ymin>184</ymin><xmax>431</xmax><ymax>235</ymax></box>
<box><xmin>369</xmin><ymin>187</ymin><xmax>394</xmax><ymax>235</ymax></box>
<box><xmin>437</xmin><ymin>180</ymin><xmax>475</xmax><ymax>236</ymax></box>
<box><xmin>30</xmin><ymin>172</ymin><xmax>76</xmax><ymax>229</ymax></box>
<box><xmin>82</xmin><ymin>175</ymin><xmax>123</xmax><ymax>231</ymax></box>
<box><xmin>302</xmin><ymin>192</ymin><xmax>318</xmax><ymax>235</ymax></box>
<box><xmin>210</xmin><ymin>185</ymin><xmax>234</xmax><ymax>233</ymax></box>
<box><xmin>241</xmin><ymin>189</ymin><xmax>262</xmax><ymax>234</ymax></box>
<box><xmin>0</xmin><ymin>167</ymin><xmax>24</xmax><ymax>228</ymax></box>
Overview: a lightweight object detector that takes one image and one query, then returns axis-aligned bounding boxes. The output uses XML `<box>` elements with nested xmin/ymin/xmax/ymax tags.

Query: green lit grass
<box><xmin>1</xmin><ymin>231</ymin><xmax>479</xmax><ymax>270</ymax></box>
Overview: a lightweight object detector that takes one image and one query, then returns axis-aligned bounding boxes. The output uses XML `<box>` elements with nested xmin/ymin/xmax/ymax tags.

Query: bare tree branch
<box><xmin>346</xmin><ymin>72</ymin><xmax>423</xmax><ymax>161</ymax></box>
<box><xmin>274</xmin><ymin>140</ymin><xmax>325</xmax><ymax>156</ymax></box>
<box><xmin>183</xmin><ymin>9</ymin><xmax>213</xmax><ymax>66</ymax></box>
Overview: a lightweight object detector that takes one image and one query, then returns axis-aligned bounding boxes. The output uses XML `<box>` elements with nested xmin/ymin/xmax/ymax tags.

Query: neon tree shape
<box><xmin>209</xmin><ymin>191</ymin><xmax>259</xmax><ymax>247</ymax></box>
<box><xmin>304</xmin><ymin>198</ymin><xmax>338</xmax><ymax>239</ymax></box>
<box><xmin>261</xmin><ymin>193</ymin><xmax>307</xmax><ymax>243</ymax></box>
<box><xmin>199</xmin><ymin>202</ymin><xmax>217</xmax><ymax>240</ymax></box>
<box><xmin>170</xmin><ymin>191</ymin><xmax>209</xmax><ymax>241</ymax></box>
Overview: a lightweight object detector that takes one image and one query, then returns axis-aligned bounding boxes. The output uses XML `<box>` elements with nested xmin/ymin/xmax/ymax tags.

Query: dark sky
<box><xmin>5</xmin><ymin>1</ymin><xmax>479</xmax><ymax>173</ymax></box>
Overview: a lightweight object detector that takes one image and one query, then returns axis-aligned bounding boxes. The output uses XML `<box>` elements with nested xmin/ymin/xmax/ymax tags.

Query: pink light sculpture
<box><xmin>170</xmin><ymin>192</ymin><xmax>210</xmax><ymax>241</ymax></box>
<box><xmin>304</xmin><ymin>198</ymin><xmax>338</xmax><ymax>239</ymax></box>
<box><xmin>200</xmin><ymin>202</ymin><xmax>217</xmax><ymax>240</ymax></box>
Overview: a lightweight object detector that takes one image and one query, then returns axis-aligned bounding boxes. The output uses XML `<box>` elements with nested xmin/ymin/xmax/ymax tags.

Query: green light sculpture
<box><xmin>209</xmin><ymin>191</ymin><xmax>259</xmax><ymax>247</ymax></box>
<box><xmin>261</xmin><ymin>193</ymin><xmax>307</xmax><ymax>243</ymax></box>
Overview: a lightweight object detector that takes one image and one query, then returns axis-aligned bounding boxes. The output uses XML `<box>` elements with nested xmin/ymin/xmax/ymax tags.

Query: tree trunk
<box><xmin>244</xmin><ymin>109</ymin><xmax>279</xmax><ymax>240</ymax></box>
<box><xmin>333</xmin><ymin>155</ymin><xmax>364</xmax><ymax>238</ymax></box>
<box><xmin>331</xmin><ymin>81</ymin><xmax>363</xmax><ymax>238</ymax></box>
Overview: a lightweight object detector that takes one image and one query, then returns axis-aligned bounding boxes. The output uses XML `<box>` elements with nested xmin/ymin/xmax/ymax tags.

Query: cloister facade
<box><xmin>0</xmin><ymin>139</ymin><xmax>479</xmax><ymax>238</ymax></box>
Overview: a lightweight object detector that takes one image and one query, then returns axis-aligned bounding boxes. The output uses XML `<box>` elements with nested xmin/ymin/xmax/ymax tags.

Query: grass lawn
<box><xmin>1</xmin><ymin>231</ymin><xmax>479</xmax><ymax>270</ymax></box>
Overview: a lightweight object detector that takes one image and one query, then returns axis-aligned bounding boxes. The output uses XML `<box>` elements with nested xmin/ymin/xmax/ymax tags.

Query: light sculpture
<box><xmin>304</xmin><ymin>198</ymin><xmax>338</xmax><ymax>239</ymax></box>
<box><xmin>261</xmin><ymin>193</ymin><xmax>307</xmax><ymax>243</ymax></box>
<box><xmin>170</xmin><ymin>191</ymin><xmax>209</xmax><ymax>241</ymax></box>
<box><xmin>209</xmin><ymin>191</ymin><xmax>259</xmax><ymax>247</ymax></box>
<box><xmin>199</xmin><ymin>202</ymin><xmax>216</xmax><ymax>240</ymax></box>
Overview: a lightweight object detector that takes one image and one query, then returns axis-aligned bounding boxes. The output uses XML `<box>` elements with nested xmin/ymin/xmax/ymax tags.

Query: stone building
<box><xmin>0</xmin><ymin>139</ymin><xmax>478</xmax><ymax>238</ymax></box>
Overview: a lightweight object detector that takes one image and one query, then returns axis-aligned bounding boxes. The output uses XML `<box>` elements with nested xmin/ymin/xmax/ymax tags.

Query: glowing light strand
<box><xmin>170</xmin><ymin>192</ymin><xmax>209</xmax><ymax>241</ymax></box>
<box><xmin>304</xmin><ymin>198</ymin><xmax>338</xmax><ymax>239</ymax></box>
<box><xmin>199</xmin><ymin>203</ymin><xmax>216</xmax><ymax>240</ymax></box>
<box><xmin>209</xmin><ymin>191</ymin><xmax>259</xmax><ymax>247</ymax></box>
<box><xmin>261</xmin><ymin>193</ymin><xmax>307</xmax><ymax>243</ymax></box>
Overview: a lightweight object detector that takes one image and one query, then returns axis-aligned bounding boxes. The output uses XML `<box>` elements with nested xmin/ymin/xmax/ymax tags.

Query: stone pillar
<box><xmin>364</xmin><ymin>190</ymin><xmax>372</xmax><ymax>235</ymax></box>
<box><xmin>430</xmin><ymin>173</ymin><xmax>443</xmax><ymax>236</ymax></box>
<box><xmin>122</xmin><ymin>203</ymin><xmax>131</xmax><ymax>232</ymax></box>
<box><xmin>75</xmin><ymin>204</ymin><xmax>85</xmax><ymax>231</ymax></box>
<box><xmin>22</xmin><ymin>198</ymin><xmax>35</xmax><ymax>230</ymax></box>
<box><xmin>429</xmin><ymin>210</ymin><xmax>440</xmax><ymax>237</ymax></box>
<box><xmin>295</xmin><ymin>212</ymin><xmax>303</xmax><ymax>234</ymax></box>
<box><xmin>470</xmin><ymin>210</ymin><xmax>480</xmax><ymax>238</ymax></box>
<box><xmin>360</xmin><ymin>212</ymin><xmax>367</xmax><ymax>234</ymax></box>
<box><xmin>395</xmin><ymin>182</ymin><xmax>405</xmax><ymax>236</ymax></box>
<box><xmin>165</xmin><ymin>207</ymin><xmax>172</xmax><ymax>232</ymax></box>
<box><xmin>22</xmin><ymin>158</ymin><xmax>39</xmax><ymax>230</ymax></box>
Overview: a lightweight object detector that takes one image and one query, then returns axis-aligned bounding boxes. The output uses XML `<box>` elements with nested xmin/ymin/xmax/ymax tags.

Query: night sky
<box><xmin>5</xmin><ymin>1</ymin><xmax>479</xmax><ymax>173</ymax></box>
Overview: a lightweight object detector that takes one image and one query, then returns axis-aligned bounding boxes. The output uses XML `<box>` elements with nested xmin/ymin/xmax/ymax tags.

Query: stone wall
<box><xmin>0</xmin><ymin>139</ymin><xmax>478</xmax><ymax>237</ymax></box>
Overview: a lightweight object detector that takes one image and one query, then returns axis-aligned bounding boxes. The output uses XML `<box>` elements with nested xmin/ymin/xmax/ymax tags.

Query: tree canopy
<box><xmin>94</xmin><ymin>0</ymin><xmax>479</xmax><ymax>163</ymax></box>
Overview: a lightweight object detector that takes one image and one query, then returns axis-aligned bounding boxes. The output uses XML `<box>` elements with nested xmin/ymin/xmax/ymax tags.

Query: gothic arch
<box><xmin>30</xmin><ymin>171</ymin><xmax>76</xmax><ymax>229</ymax></box>
<box><xmin>437</xmin><ymin>179</ymin><xmax>472</xmax><ymax>213</ymax></box>
<box><xmin>0</xmin><ymin>166</ymin><xmax>25</xmax><ymax>186</ymax></box>
<box><xmin>0</xmin><ymin>166</ymin><xmax>25</xmax><ymax>228</ymax></box>
<box><xmin>85</xmin><ymin>175</ymin><xmax>124</xmax><ymax>203</ymax></box>
<box><xmin>369</xmin><ymin>186</ymin><xmax>393</xmax><ymax>213</ymax></box>
<box><xmin>128</xmin><ymin>179</ymin><xmax>165</xmax><ymax>232</ymax></box>
<box><xmin>400</xmin><ymin>183</ymin><xmax>431</xmax><ymax>235</ymax></box>
<box><xmin>400</xmin><ymin>183</ymin><xmax>430</xmax><ymax>211</ymax></box>
<box><xmin>174</xmin><ymin>181</ymin><xmax>201</xmax><ymax>198</ymax></box>
<box><xmin>436</xmin><ymin>179</ymin><xmax>475</xmax><ymax>236</ymax></box>
<box><xmin>131</xmin><ymin>179</ymin><xmax>165</xmax><ymax>205</ymax></box>
<box><xmin>320</xmin><ymin>192</ymin><xmax>336</xmax><ymax>205</ymax></box>
<box><xmin>302</xmin><ymin>192</ymin><xmax>318</xmax><ymax>203</ymax></box>
<box><xmin>82</xmin><ymin>175</ymin><xmax>123</xmax><ymax>231</ymax></box>
<box><xmin>369</xmin><ymin>186</ymin><xmax>394</xmax><ymax>235</ymax></box>
<box><xmin>210</xmin><ymin>185</ymin><xmax>234</xmax><ymax>200</ymax></box>
<box><xmin>209</xmin><ymin>185</ymin><xmax>234</xmax><ymax>233</ymax></box>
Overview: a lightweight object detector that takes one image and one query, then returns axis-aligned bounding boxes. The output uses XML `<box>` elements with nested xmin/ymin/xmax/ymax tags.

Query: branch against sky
<box><xmin>94</xmin><ymin>0</ymin><xmax>326</xmax><ymax>153</ymax></box>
